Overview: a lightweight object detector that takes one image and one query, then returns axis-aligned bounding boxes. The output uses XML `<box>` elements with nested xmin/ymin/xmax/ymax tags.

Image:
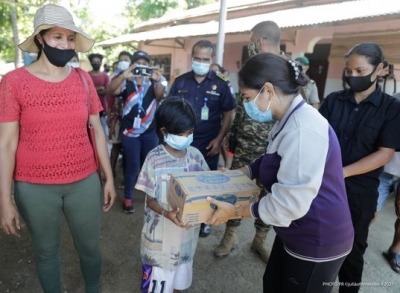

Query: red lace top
<box><xmin>0</xmin><ymin>67</ymin><xmax>103</xmax><ymax>184</ymax></box>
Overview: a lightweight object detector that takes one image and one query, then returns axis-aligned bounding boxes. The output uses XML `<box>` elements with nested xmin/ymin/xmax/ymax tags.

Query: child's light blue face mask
<box><xmin>164</xmin><ymin>133</ymin><xmax>194</xmax><ymax>151</ymax></box>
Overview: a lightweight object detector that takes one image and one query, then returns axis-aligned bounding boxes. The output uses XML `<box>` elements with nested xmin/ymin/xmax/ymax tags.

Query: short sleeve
<box><xmin>379</xmin><ymin>98</ymin><xmax>400</xmax><ymax>150</ymax></box>
<box><xmin>0</xmin><ymin>72</ymin><xmax>20</xmax><ymax>122</ymax></box>
<box><xmin>167</xmin><ymin>79</ymin><xmax>178</xmax><ymax>97</ymax></box>
<box><xmin>135</xmin><ymin>157</ymin><xmax>156</xmax><ymax>197</ymax></box>
<box><xmin>200</xmin><ymin>152</ymin><xmax>211</xmax><ymax>171</ymax></box>
<box><xmin>104</xmin><ymin>74</ymin><xmax>111</xmax><ymax>88</ymax></box>
<box><xmin>220</xmin><ymin>81</ymin><xmax>237</xmax><ymax>112</ymax></box>
<box><xmin>319</xmin><ymin>92</ymin><xmax>335</xmax><ymax>120</ymax></box>
<box><xmin>79</xmin><ymin>70</ymin><xmax>103</xmax><ymax>115</ymax></box>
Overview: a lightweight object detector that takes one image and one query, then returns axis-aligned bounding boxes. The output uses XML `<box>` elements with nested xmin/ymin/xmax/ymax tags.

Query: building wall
<box><xmin>141</xmin><ymin>18</ymin><xmax>400</xmax><ymax>95</ymax></box>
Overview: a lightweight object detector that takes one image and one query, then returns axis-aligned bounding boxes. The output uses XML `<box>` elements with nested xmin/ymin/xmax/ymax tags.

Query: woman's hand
<box><xmin>165</xmin><ymin>208</ymin><xmax>191</xmax><ymax>228</ymax></box>
<box><xmin>0</xmin><ymin>201</ymin><xmax>21</xmax><ymax>237</ymax></box>
<box><xmin>205</xmin><ymin>197</ymin><xmax>235</xmax><ymax>225</ymax></box>
<box><xmin>102</xmin><ymin>179</ymin><xmax>117</xmax><ymax>212</ymax></box>
<box><xmin>122</xmin><ymin>64</ymin><xmax>136</xmax><ymax>79</ymax></box>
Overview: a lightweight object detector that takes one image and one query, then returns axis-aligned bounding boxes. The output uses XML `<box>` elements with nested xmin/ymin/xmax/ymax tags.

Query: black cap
<box><xmin>132</xmin><ymin>50</ymin><xmax>150</xmax><ymax>63</ymax></box>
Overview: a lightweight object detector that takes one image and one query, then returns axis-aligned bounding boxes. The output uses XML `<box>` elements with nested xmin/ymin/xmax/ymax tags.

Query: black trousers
<box><xmin>263</xmin><ymin>236</ymin><xmax>346</xmax><ymax>293</ymax></box>
<box><xmin>338</xmin><ymin>192</ymin><xmax>377</xmax><ymax>293</ymax></box>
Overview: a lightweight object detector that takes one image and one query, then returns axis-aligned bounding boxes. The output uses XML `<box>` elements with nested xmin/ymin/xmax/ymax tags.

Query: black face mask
<box><xmin>91</xmin><ymin>63</ymin><xmax>101</xmax><ymax>71</ymax></box>
<box><xmin>42</xmin><ymin>41</ymin><xmax>76</xmax><ymax>67</ymax></box>
<box><xmin>344</xmin><ymin>69</ymin><xmax>377</xmax><ymax>92</ymax></box>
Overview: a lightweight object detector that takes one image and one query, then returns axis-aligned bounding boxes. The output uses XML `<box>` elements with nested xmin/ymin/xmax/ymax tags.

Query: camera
<box><xmin>133</xmin><ymin>65</ymin><xmax>153</xmax><ymax>76</ymax></box>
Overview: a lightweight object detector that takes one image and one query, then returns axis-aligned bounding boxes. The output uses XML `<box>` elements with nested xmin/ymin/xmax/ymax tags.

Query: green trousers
<box><xmin>14</xmin><ymin>173</ymin><xmax>102</xmax><ymax>293</ymax></box>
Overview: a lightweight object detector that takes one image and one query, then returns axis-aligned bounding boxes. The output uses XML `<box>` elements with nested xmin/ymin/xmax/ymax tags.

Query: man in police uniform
<box><xmin>295</xmin><ymin>56</ymin><xmax>320</xmax><ymax>109</ymax></box>
<box><xmin>213</xmin><ymin>21</ymin><xmax>281</xmax><ymax>263</ymax></box>
<box><xmin>168</xmin><ymin>39</ymin><xmax>237</xmax><ymax>237</ymax></box>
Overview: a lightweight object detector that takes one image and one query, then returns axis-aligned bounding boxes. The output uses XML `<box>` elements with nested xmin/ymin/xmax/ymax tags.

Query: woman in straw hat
<box><xmin>0</xmin><ymin>4</ymin><xmax>116</xmax><ymax>292</ymax></box>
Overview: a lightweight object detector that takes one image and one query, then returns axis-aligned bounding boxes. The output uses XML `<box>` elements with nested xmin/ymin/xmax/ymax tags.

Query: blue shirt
<box><xmin>168</xmin><ymin>70</ymin><xmax>236</xmax><ymax>141</ymax></box>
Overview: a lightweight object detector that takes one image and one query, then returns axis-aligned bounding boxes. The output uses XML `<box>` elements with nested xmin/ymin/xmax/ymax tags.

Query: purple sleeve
<box><xmin>250</xmin><ymin>202</ymin><xmax>260</xmax><ymax>219</ymax></box>
<box><xmin>248</xmin><ymin>154</ymin><xmax>264</xmax><ymax>180</ymax></box>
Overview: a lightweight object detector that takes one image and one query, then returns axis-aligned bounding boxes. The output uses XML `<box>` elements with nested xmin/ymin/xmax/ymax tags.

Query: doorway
<box><xmin>305</xmin><ymin>44</ymin><xmax>331</xmax><ymax>101</ymax></box>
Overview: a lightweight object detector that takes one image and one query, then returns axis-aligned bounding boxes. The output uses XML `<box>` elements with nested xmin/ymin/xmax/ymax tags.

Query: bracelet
<box><xmin>234</xmin><ymin>204</ymin><xmax>242</xmax><ymax>218</ymax></box>
<box><xmin>161</xmin><ymin>209</ymin><xmax>167</xmax><ymax>217</ymax></box>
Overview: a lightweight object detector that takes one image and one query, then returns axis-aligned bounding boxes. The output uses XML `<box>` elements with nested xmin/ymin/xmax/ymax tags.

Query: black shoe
<box><xmin>123</xmin><ymin>203</ymin><xmax>135</xmax><ymax>214</ymax></box>
<box><xmin>199</xmin><ymin>223</ymin><xmax>211</xmax><ymax>237</ymax></box>
<box><xmin>383</xmin><ymin>250</ymin><xmax>400</xmax><ymax>274</ymax></box>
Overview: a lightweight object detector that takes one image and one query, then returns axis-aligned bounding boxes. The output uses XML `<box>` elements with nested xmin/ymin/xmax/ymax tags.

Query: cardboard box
<box><xmin>168</xmin><ymin>170</ymin><xmax>260</xmax><ymax>224</ymax></box>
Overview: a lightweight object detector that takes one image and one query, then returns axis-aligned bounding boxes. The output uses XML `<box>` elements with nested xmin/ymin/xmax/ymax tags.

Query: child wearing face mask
<box><xmin>135</xmin><ymin>97</ymin><xmax>209</xmax><ymax>293</ymax></box>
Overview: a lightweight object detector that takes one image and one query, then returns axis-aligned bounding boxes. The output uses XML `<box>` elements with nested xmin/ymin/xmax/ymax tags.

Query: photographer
<box><xmin>107</xmin><ymin>50</ymin><xmax>165</xmax><ymax>213</ymax></box>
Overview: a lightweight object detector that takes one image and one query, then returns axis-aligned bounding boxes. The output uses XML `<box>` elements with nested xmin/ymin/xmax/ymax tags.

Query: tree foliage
<box><xmin>0</xmin><ymin>0</ymin><xmax>57</xmax><ymax>63</ymax></box>
<box><xmin>0</xmin><ymin>0</ymin><xmax>219</xmax><ymax>65</ymax></box>
<box><xmin>186</xmin><ymin>0</ymin><xmax>217</xmax><ymax>9</ymax></box>
<box><xmin>125</xmin><ymin>0</ymin><xmax>218</xmax><ymax>22</ymax></box>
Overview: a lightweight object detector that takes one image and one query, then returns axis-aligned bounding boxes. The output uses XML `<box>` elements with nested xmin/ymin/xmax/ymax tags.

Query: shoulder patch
<box><xmin>216</xmin><ymin>71</ymin><xmax>229</xmax><ymax>82</ymax></box>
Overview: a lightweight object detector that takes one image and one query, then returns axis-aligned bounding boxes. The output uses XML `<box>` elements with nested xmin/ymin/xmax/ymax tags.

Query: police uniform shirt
<box><xmin>319</xmin><ymin>86</ymin><xmax>400</xmax><ymax>197</ymax></box>
<box><xmin>168</xmin><ymin>70</ymin><xmax>237</xmax><ymax>140</ymax></box>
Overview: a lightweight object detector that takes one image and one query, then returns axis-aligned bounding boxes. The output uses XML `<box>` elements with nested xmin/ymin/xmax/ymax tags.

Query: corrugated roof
<box><xmin>98</xmin><ymin>0</ymin><xmax>400</xmax><ymax>47</ymax></box>
<box><xmin>229</xmin><ymin>0</ymin><xmax>400</xmax><ymax>31</ymax></box>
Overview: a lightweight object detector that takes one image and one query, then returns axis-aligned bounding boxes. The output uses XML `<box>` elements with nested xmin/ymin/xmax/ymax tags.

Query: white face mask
<box><xmin>118</xmin><ymin>61</ymin><xmax>130</xmax><ymax>71</ymax></box>
<box><xmin>67</xmin><ymin>61</ymin><xmax>79</xmax><ymax>68</ymax></box>
<box><xmin>164</xmin><ymin>133</ymin><xmax>194</xmax><ymax>151</ymax></box>
<box><xmin>192</xmin><ymin>60</ymin><xmax>210</xmax><ymax>76</ymax></box>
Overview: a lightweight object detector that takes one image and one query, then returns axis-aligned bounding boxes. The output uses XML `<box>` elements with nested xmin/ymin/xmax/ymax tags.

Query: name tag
<box><xmin>206</xmin><ymin>90</ymin><xmax>220</xmax><ymax>96</ymax></box>
<box><xmin>201</xmin><ymin>105</ymin><xmax>209</xmax><ymax>120</ymax></box>
<box><xmin>133</xmin><ymin>117</ymin><xmax>142</xmax><ymax>128</ymax></box>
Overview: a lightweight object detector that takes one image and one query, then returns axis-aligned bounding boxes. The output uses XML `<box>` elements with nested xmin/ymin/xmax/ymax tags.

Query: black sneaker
<box><xmin>199</xmin><ymin>223</ymin><xmax>211</xmax><ymax>237</ymax></box>
<box><xmin>123</xmin><ymin>203</ymin><xmax>135</xmax><ymax>214</ymax></box>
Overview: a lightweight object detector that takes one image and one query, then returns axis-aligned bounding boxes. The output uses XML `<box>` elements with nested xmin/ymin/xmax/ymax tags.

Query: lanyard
<box><xmin>264</xmin><ymin>99</ymin><xmax>305</xmax><ymax>153</ymax></box>
<box><xmin>133</xmin><ymin>78</ymin><xmax>147</xmax><ymax>115</ymax></box>
<box><xmin>272</xmin><ymin>99</ymin><xmax>306</xmax><ymax>141</ymax></box>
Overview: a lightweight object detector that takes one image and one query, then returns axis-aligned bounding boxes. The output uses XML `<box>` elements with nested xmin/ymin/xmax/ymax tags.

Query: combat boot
<box><xmin>213</xmin><ymin>225</ymin><xmax>238</xmax><ymax>257</ymax></box>
<box><xmin>251</xmin><ymin>228</ymin><xmax>270</xmax><ymax>263</ymax></box>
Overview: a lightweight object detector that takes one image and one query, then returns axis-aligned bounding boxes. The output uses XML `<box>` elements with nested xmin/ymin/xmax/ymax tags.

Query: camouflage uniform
<box><xmin>214</xmin><ymin>44</ymin><xmax>278</xmax><ymax>261</ymax></box>
<box><xmin>228</xmin><ymin>94</ymin><xmax>274</xmax><ymax>231</ymax></box>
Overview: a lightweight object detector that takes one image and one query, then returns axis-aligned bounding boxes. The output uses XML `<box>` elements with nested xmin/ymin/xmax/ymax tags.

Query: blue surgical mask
<box><xmin>243</xmin><ymin>88</ymin><xmax>274</xmax><ymax>123</ymax></box>
<box><xmin>192</xmin><ymin>60</ymin><xmax>210</xmax><ymax>76</ymax></box>
<box><xmin>118</xmin><ymin>61</ymin><xmax>130</xmax><ymax>72</ymax></box>
<box><xmin>164</xmin><ymin>133</ymin><xmax>194</xmax><ymax>150</ymax></box>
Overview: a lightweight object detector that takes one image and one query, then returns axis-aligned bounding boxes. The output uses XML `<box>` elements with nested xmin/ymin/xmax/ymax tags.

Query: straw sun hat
<box><xmin>19</xmin><ymin>4</ymin><xmax>94</xmax><ymax>53</ymax></box>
